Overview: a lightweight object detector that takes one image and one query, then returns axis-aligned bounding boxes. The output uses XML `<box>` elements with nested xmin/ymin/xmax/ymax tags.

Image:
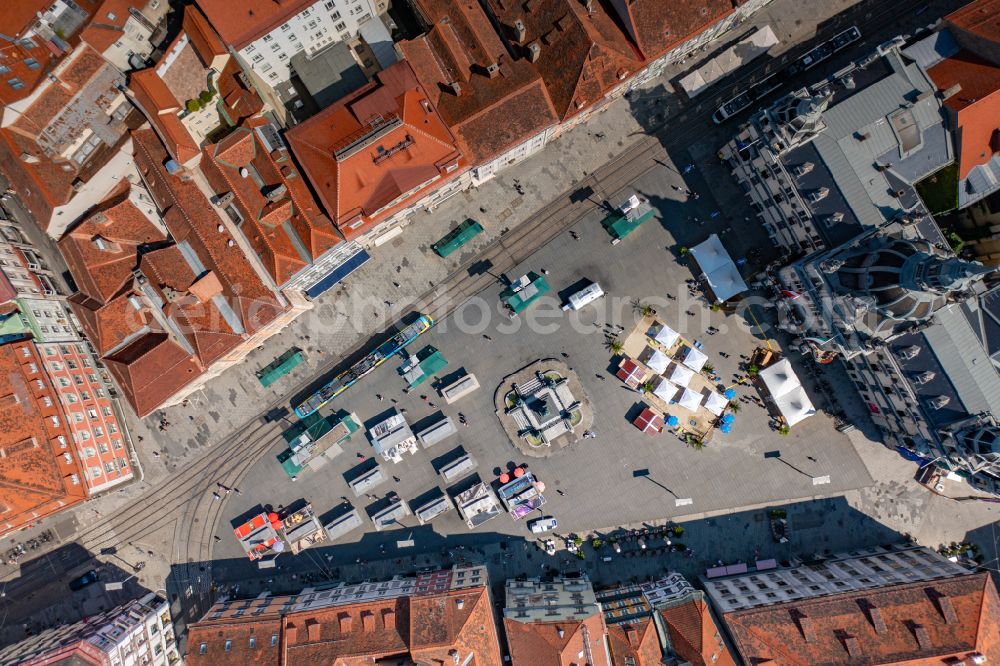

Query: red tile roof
<box><xmin>504</xmin><ymin>612</ymin><xmax>611</xmax><ymax>666</ymax></box>
<box><xmin>194</xmin><ymin>0</ymin><xmax>317</xmax><ymax>49</ymax></box>
<box><xmin>79</xmin><ymin>0</ymin><xmax>149</xmax><ymax>54</ymax></box>
<box><xmin>928</xmin><ymin>50</ymin><xmax>1000</xmax><ymax>179</ymax></box>
<box><xmin>0</xmin><ymin>338</ymin><xmax>88</xmax><ymax>536</ymax></box>
<box><xmin>610</xmin><ymin>0</ymin><xmax>736</xmax><ymax>61</ymax></box>
<box><xmin>946</xmin><ymin>0</ymin><xmax>1000</xmax><ymax>56</ymax></box>
<box><xmin>186</xmin><ymin>585</ymin><xmax>503</xmax><ymax>666</ymax></box>
<box><xmin>606</xmin><ymin>618</ymin><xmax>663</xmax><ymax>666</ymax></box>
<box><xmin>0</xmin><ymin>127</ymin><xmax>76</xmax><ymax>226</ymax></box>
<box><xmin>131</xmin><ymin>127</ymin><xmax>288</xmax><ymax>334</ymax></box>
<box><xmin>721</xmin><ymin>571</ymin><xmax>1000</xmax><ymax>665</ymax></box>
<box><xmin>0</xmin><ymin>271</ymin><xmax>16</xmax><ymax>304</ymax></box>
<box><xmin>182</xmin><ymin>4</ymin><xmax>227</xmax><ymax>64</ymax></box>
<box><xmin>286</xmin><ymin>61</ymin><xmax>464</xmax><ymax>241</ymax></box>
<box><xmin>660</xmin><ymin>595</ymin><xmax>736</xmax><ymax>666</ymax></box>
<box><xmin>201</xmin><ymin>117</ymin><xmax>342</xmax><ymax>286</ymax></box>
<box><xmin>484</xmin><ymin>0</ymin><xmax>643</xmax><ymax>121</ymax></box>
<box><xmin>400</xmin><ymin>0</ymin><xmax>559</xmax><ymax>166</ymax></box>
<box><xmin>58</xmin><ymin>181</ymin><xmax>165</xmax><ymax>304</ymax></box>
<box><xmin>216</xmin><ymin>57</ymin><xmax>264</xmax><ymax>126</ymax></box>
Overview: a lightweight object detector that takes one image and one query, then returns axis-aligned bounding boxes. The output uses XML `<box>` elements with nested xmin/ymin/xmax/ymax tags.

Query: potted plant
<box><xmin>591</xmin><ymin>537</ymin><xmax>603</xmax><ymax>549</ymax></box>
<box><xmin>778</xmin><ymin>424</ymin><xmax>790</xmax><ymax>436</ymax></box>
<box><xmin>639</xmin><ymin>382</ymin><xmax>654</xmax><ymax>395</ymax></box>
<box><xmin>671</xmin><ymin>525</ymin><xmax>684</xmax><ymax>537</ymax></box>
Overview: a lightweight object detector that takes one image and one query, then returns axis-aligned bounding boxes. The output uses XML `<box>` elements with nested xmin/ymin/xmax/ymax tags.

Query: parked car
<box><xmin>69</xmin><ymin>570</ymin><xmax>99</xmax><ymax>591</ymax></box>
<box><xmin>529</xmin><ymin>516</ymin><xmax>558</xmax><ymax>534</ymax></box>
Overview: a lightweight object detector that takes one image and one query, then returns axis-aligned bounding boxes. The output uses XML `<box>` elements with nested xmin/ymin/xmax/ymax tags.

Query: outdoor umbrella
<box><xmin>724</xmin><ymin>388</ymin><xmax>736</xmax><ymax>399</ymax></box>
<box><xmin>722</xmin><ymin>413</ymin><xmax>735</xmax><ymax>424</ymax></box>
<box><xmin>720</xmin><ymin>424</ymin><xmax>732</xmax><ymax>434</ymax></box>
<box><xmin>666</xmin><ymin>415</ymin><xmax>679</xmax><ymax>426</ymax></box>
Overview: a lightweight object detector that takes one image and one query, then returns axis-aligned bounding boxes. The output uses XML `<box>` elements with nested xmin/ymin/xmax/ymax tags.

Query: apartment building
<box><xmin>286</xmin><ymin>61</ymin><xmax>464</xmax><ymax>243</ymax></box>
<box><xmin>0</xmin><ymin>336</ymin><xmax>88</xmax><ymax>537</ymax></box>
<box><xmin>38</xmin><ymin>340</ymin><xmax>133</xmax><ymax>494</ymax></box>
<box><xmin>194</xmin><ymin>0</ymin><xmax>384</xmax><ymax>105</ymax></box>
<box><xmin>0</xmin><ymin>219</ymin><xmax>61</xmax><ymax>299</ymax></box>
<box><xmin>0</xmin><ymin>591</ymin><xmax>181</xmax><ymax>665</ymax></box>
<box><xmin>503</xmin><ymin>576</ymin><xmax>612</xmax><ymax>666</ymax></box>
<box><xmin>705</xmin><ymin>545</ymin><xmax>1000</xmax><ymax>664</ymax></box>
<box><xmin>187</xmin><ymin>566</ymin><xmax>501</xmax><ymax>665</ymax></box>
<box><xmin>79</xmin><ymin>0</ymin><xmax>166</xmax><ymax>72</ymax></box>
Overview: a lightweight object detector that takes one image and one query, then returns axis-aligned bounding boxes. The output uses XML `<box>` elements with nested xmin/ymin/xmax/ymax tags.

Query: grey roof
<box><xmin>805</xmin><ymin>50</ymin><xmax>951</xmax><ymax>228</ymax></box>
<box><xmin>902</xmin><ymin>29</ymin><xmax>959</xmax><ymax>70</ymax></box>
<box><xmin>290</xmin><ymin>42</ymin><xmax>369</xmax><ymax>109</ymax></box>
<box><xmin>783</xmin><ymin>142</ymin><xmax>863</xmax><ymax>246</ymax></box>
<box><xmin>359</xmin><ymin>15</ymin><xmax>397</xmax><ymax>70</ymax></box>
<box><xmin>898</xmin><ymin>301</ymin><xmax>1000</xmax><ymax>428</ymax></box>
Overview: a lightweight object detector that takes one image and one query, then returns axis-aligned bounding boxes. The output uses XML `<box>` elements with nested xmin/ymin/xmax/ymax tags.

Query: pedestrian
<box><xmin>556</xmin><ymin>489</ymin><xmax>565</xmax><ymax>496</ymax></box>
<box><xmin>212</xmin><ymin>492</ymin><xmax>221</xmax><ymax>501</ymax></box>
<box><xmin>483</xmin><ymin>334</ymin><xmax>492</xmax><ymax>341</ymax></box>
<box><xmin>420</xmin><ymin>395</ymin><xmax>428</xmax><ymax>401</ymax></box>
<box><xmin>376</xmin><ymin>394</ymin><xmax>384</xmax><ymax>402</ymax></box>
<box><xmin>392</xmin><ymin>281</ymin><xmax>400</xmax><ymax>288</ymax></box>
<box><xmin>393</xmin><ymin>476</ymin><xmax>400</xmax><ymax>483</ymax></box>
<box><xmin>233</xmin><ymin>488</ymin><xmax>241</xmax><ymax>495</ymax></box>
<box><xmin>541</xmin><ymin>268</ymin><xmax>550</xmax><ymax>275</ymax></box>
<box><xmin>428</xmin><ymin>401</ymin><xmax>436</xmax><ymax>408</ymax></box>
<box><xmin>356</xmin><ymin>452</ymin><xmax>365</xmax><ymax>459</ymax></box>
<box><xmin>561</xmin><ymin>352</ymin><xmax>569</xmax><ymax>358</ymax></box>
<box><xmin>213</xmin><ymin>536</ymin><xmax>222</xmax><ymax>542</ymax></box>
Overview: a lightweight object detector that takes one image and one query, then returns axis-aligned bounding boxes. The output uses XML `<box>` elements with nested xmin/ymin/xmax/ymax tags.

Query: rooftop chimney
<box><xmin>362</xmin><ymin>611</ymin><xmax>375</xmax><ymax>633</ymax></box>
<box><xmin>527</xmin><ymin>42</ymin><xmax>540</xmax><ymax>62</ymax></box>
<box><xmin>913</xmin><ymin>623</ymin><xmax>931</xmax><ymax>650</ymax></box>
<box><xmin>306</xmin><ymin>620</ymin><xmax>320</xmax><ymax>642</ymax></box>
<box><xmin>844</xmin><ymin>636</ymin><xmax>862</xmax><ymax>658</ymax></box>
<box><xmin>486</xmin><ymin>62</ymin><xmax>500</xmax><ymax>78</ymax></box>
<box><xmin>286</xmin><ymin>624</ymin><xmax>298</xmax><ymax>644</ymax></box>
<box><xmin>868</xmin><ymin>605</ymin><xmax>887</xmax><ymax>635</ymax></box>
<box><xmin>513</xmin><ymin>19</ymin><xmax>526</xmax><ymax>43</ymax></box>
<box><xmin>382</xmin><ymin>608</ymin><xmax>395</xmax><ymax>627</ymax></box>
<box><xmin>446</xmin><ymin>81</ymin><xmax>462</xmax><ymax>96</ymax></box>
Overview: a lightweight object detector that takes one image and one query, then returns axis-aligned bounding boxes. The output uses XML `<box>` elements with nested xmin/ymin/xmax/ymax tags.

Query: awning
<box><xmin>633</xmin><ymin>407</ymin><xmax>664</xmax><ymax>434</ymax></box>
<box><xmin>759</xmin><ymin>358</ymin><xmax>816</xmax><ymax>427</ymax></box>
<box><xmin>304</xmin><ymin>247</ymin><xmax>371</xmax><ymax>299</ymax></box>
<box><xmin>774</xmin><ymin>385</ymin><xmax>816</xmax><ymax>426</ymax></box>
<box><xmin>704</xmin><ymin>392</ymin><xmax>729</xmax><ymax>416</ymax></box>
<box><xmin>678</xmin><ymin>388</ymin><xmax>704</xmax><ymax>412</ymax></box>
<box><xmin>617</xmin><ymin>358</ymin><xmax>646</xmax><ymax>387</ymax></box>
<box><xmin>670</xmin><ymin>363</ymin><xmax>695</xmax><ymax>387</ymax></box>
<box><xmin>654</xmin><ymin>324</ymin><xmax>680</xmax><ymax>348</ymax></box>
<box><xmin>646</xmin><ymin>348</ymin><xmax>669</xmax><ymax>374</ymax></box>
<box><xmin>689</xmin><ymin>234</ymin><xmax>748</xmax><ymax>303</ymax></box>
<box><xmin>683</xmin><ymin>346</ymin><xmax>708</xmax><ymax>372</ymax></box>
<box><xmin>653</xmin><ymin>378</ymin><xmax>679</xmax><ymax>403</ymax></box>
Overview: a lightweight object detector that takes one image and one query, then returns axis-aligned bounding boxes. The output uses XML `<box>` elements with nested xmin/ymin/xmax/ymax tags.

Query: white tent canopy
<box><xmin>683</xmin><ymin>346</ymin><xmax>708</xmax><ymax>372</ymax></box>
<box><xmin>653</xmin><ymin>378</ymin><xmax>679</xmax><ymax>403</ymax></box>
<box><xmin>689</xmin><ymin>234</ymin><xmax>749</xmax><ymax>303</ymax></box>
<box><xmin>679</xmin><ymin>25</ymin><xmax>778</xmax><ymax>98</ymax></box>
<box><xmin>774</xmin><ymin>385</ymin><xmax>816</xmax><ymax>426</ymax></box>
<box><xmin>678</xmin><ymin>388</ymin><xmax>704</xmax><ymax>412</ymax></box>
<box><xmin>670</xmin><ymin>363</ymin><xmax>695</xmax><ymax>387</ymax></box>
<box><xmin>704</xmin><ymin>392</ymin><xmax>729</xmax><ymax>416</ymax></box>
<box><xmin>759</xmin><ymin>358</ymin><xmax>816</xmax><ymax>427</ymax></box>
<box><xmin>654</xmin><ymin>324</ymin><xmax>680</xmax><ymax>348</ymax></box>
<box><xmin>646</xmin><ymin>348</ymin><xmax>670</xmax><ymax>374</ymax></box>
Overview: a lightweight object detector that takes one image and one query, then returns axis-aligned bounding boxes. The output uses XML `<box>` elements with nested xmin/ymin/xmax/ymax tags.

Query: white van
<box><xmin>562</xmin><ymin>282</ymin><xmax>605</xmax><ymax>311</ymax></box>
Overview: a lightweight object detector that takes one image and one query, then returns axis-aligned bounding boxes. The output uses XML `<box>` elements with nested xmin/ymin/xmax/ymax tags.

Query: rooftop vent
<box><xmin>240</xmin><ymin>167</ymin><xmax>249</xmax><ymax>178</ymax></box>
<box><xmin>514</xmin><ymin>19</ymin><xmax>526</xmax><ymax>43</ymax></box>
<box><xmin>557</xmin><ymin>628</ymin><xmax>565</xmax><ymax>638</ymax></box>
<box><xmin>446</xmin><ymin>81</ymin><xmax>462</xmax><ymax>96</ymax></box>
<box><xmin>456</xmin><ymin>598</ymin><xmax>465</xmax><ymax>609</ymax></box>
<box><xmin>527</xmin><ymin>41</ymin><xmax>540</xmax><ymax>63</ymax></box>
<box><xmin>930</xmin><ymin>395</ymin><xmax>951</xmax><ymax>410</ymax></box>
<box><xmin>915</xmin><ymin>371</ymin><xmax>935</xmax><ymax>385</ymax></box>
<box><xmin>486</xmin><ymin>62</ymin><xmax>500</xmax><ymax>78</ymax></box>
<box><xmin>899</xmin><ymin>345</ymin><xmax>921</xmax><ymax>360</ymax></box>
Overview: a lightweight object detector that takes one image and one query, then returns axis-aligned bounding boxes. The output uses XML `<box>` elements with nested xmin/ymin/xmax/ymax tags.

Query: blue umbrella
<box><xmin>724</xmin><ymin>388</ymin><xmax>736</xmax><ymax>399</ymax></box>
<box><xmin>666</xmin><ymin>415</ymin><xmax>679</xmax><ymax>427</ymax></box>
<box><xmin>723</xmin><ymin>413</ymin><xmax>735</xmax><ymax>424</ymax></box>
<box><xmin>720</xmin><ymin>424</ymin><xmax>732</xmax><ymax>434</ymax></box>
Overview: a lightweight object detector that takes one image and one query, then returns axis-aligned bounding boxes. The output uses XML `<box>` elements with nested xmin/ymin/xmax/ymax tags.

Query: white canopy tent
<box><xmin>759</xmin><ymin>358</ymin><xmax>816</xmax><ymax>427</ymax></box>
<box><xmin>654</xmin><ymin>324</ymin><xmax>680</xmax><ymax>348</ymax></box>
<box><xmin>678</xmin><ymin>388</ymin><xmax>704</xmax><ymax>412</ymax></box>
<box><xmin>645</xmin><ymin>348</ymin><xmax>670</xmax><ymax>374</ymax></box>
<box><xmin>683</xmin><ymin>346</ymin><xmax>709</xmax><ymax>372</ymax></box>
<box><xmin>653</xmin><ymin>378</ymin><xmax>679</xmax><ymax>403</ymax></box>
<box><xmin>689</xmin><ymin>234</ymin><xmax>749</xmax><ymax>303</ymax></box>
<box><xmin>774</xmin><ymin>385</ymin><xmax>816</xmax><ymax>426</ymax></box>
<box><xmin>704</xmin><ymin>392</ymin><xmax>729</xmax><ymax>416</ymax></box>
<box><xmin>670</xmin><ymin>363</ymin><xmax>695</xmax><ymax>387</ymax></box>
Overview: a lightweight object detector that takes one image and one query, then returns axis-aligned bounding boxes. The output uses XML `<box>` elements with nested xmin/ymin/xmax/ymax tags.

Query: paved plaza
<box><xmin>211</xmin><ymin>163</ymin><xmax>874</xmax><ymax>570</ymax></box>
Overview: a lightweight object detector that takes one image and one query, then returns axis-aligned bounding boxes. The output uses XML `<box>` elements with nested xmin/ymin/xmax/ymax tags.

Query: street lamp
<box><xmin>765</xmin><ymin>451</ymin><xmax>830</xmax><ymax>485</ymax></box>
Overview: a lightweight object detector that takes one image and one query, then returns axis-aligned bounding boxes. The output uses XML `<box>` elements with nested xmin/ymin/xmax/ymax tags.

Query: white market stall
<box><xmin>759</xmin><ymin>358</ymin><xmax>816</xmax><ymax>427</ymax></box>
<box><xmin>689</xmin><ymin>234</ymin><xmax>749</xmax><ymax>303</ymax></box>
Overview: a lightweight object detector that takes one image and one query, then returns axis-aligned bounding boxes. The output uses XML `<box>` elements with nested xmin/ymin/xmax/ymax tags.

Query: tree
<box><xmin>728</xmin><ymin>401</ymin><xmax>741</xmax><ymax>413</ymax></box>
<box><xmin>686</xmin><ymin>434</ymin><xmax>705</xmax><ymax>450</ymax></box>
<box><xmin>679</xmin><ymin>246</ymin><xmax>689</xmax><ymax>256</ymax></box>
<box><xmin>198</xmin><ymin>89</ymin><xmax>214</xmax><ymax>105</ymax></box>
<box><xmin>710</xmin><ymin>303</ymin><xmax>721</xmax><ymax>312</ymax></box>
<box><xmin>591</xmin><ymin>538</ymin><xmax>603</xmax><ymax>549</ymax></box>
<box><xmin>632</xmin><ymin>299</ymin><xmax>655</xmax><ymax>317</ymax></box>
<box><xmin>605</xmin><ymin>338</ymin><xmax>624</xmax><ymax>355</ymax></box>
<box><xmin>639</xmin><ymin>382</ymin><xmax>654</xmax><ymax>395</ymax></box>
<box><xmin>778</xmin><ymin>424</ymin><xmax>790</xmax><ymax>436</ymax></box>
<box><xmin>703</xmin><ymin>362</ymin><xmax>714</xmax><ymax>375</ymax></box>
<box><xmin>185</xmin><ymin>99</ymin><xmax>201</xmax><ymax>113</ymax></box>
<box><xmin>671</xmin><ymin>525</ymin><xmax>684</xmax><ymax>537</ymax></box>
<box><xmin>747</xmin><ymin>364</ymin><xmax>759</xmax><ymax>378</ymax></box>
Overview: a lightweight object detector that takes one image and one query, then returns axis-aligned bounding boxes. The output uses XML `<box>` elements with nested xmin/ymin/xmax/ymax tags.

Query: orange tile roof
<box><xmin>11</xmin><ymin>44</ymin><xmax>109</xmax><ymax>137</ymax></box>
<box><xmin>286</xmin><ymin>61</ymin><xmax>464</xmax><ymax>241</ymax></box>
<box><xmin>606</xmin><ymin>618</ymin><xmax>663</xmax><ymax>666</ymax></box>
<box><xmin>186</xmin><ymin>585</ymin><xmax>502</xmax><ymax>665</ymax></box>
<box><xmin>484</xmin><ymin>0</ymin><xmax>643</xmax><ymax>121</ymax></box>
<box><xmin>0</xmin><ymin>127</ymin><xmax>76</xmax><ymax>226</ymax></box>
<box><xmin>194</xmin><ymin>0</ymin><xmax>316</xmax><ymax>49</ymax></box>
<box><xmin>928</xmin><ymin>50</ymin><xmax>1000</xmax><ymax>179</ymax></box>
<box><xmin>0</xmin><ymin>338</ymin><xmax>88</xmax><ymax>536</ymax></box>
<box><xmin>182</xmin><ymin>4</ymin><xmax>227</xmax><ymax>64</ymax></box>
<box><xmin>721</xmin><ymin>571</ymin><xmax>1000</xmax><ymax>665</ymax></box>
<box><xmin>946</xmin><ymin>0</ymin><xmax>1000</xmax><ymax>53</ymax></box>
<box><xmin>217</xmin><ymin>56</ymin><xmax>264</xmax><ymax>126</ymax></box>
<box><xmin>400</xmin><ymin>0</ymin><xmax>559</xmax><ymax>165</ymax></box>
<box><xmin>504</xmin><ymin>612</ymin><xmax>611</xmax><ymax>666</ymax></box>
<box><xmin>79</xmin><ymin>0</ymin><xmax>148</xmax><ymax>54</ymax></box>
<box><xmin>660</xmin><ymin>595</ymin><xmax>735</xmax><ymax>666</ymax></box>
<box><xmin>202</xmin><ymin>118</ymin><xmax>342</xmax><ymax>286</ymax></box>
<box><xmin>610</xmin><ymin>0</ymin><xmax>736</xmax><ymax>61</ymax></box>
<box><xmin>59</xmin><ymin>181</ymin><xmax>166</xmax><ymax>304</ymax></box>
